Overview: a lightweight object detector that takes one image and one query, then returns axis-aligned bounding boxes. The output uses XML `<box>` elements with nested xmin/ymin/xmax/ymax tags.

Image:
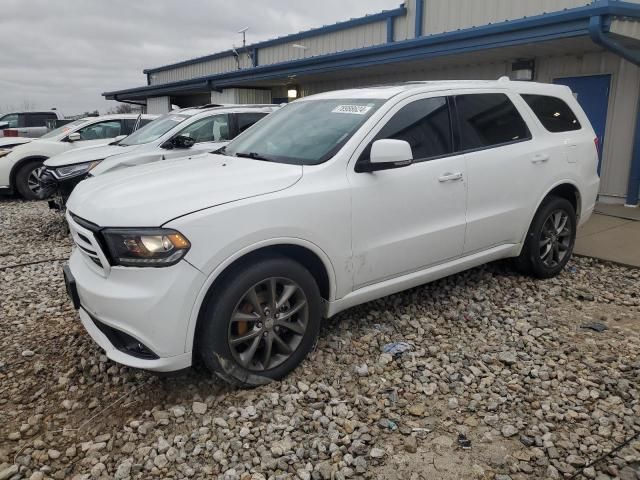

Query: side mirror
<box><xmin>0</xmin><ymin>122</ymin><xmax>8</xmax><ymax>130</ymax></box>
<box><xmin>356</xmin><ymin>139</ymin><xmax>413</xmax><ymax>173</ymax></box>
<box><xmin>164</xmin><ymin>134</ymin><xmax>196</xmax><ymax>150</ymax></box>
<box><xmin>67</xmin><ymin>132</ymin><xmax>81</xmax><ymax>142</ymax></box>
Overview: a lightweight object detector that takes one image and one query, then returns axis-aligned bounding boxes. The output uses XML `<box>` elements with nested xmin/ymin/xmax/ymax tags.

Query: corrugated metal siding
<box><xmin>150</xmin><ymin>55</ymin><xmax>252</xmax><ymax>85</ymax></box>
<box><xmin>301</xmin><ymin>62</ymin><xmax>509</xmax><ymax>95</ymax></box>
<box><xmin>610</xmin><ymin>17</ymin><xmax>640</xmax><ymax>42</ymax></box>
<box><xmin>536</xmin><ymin>51</ymin><xmax>640</xmax><ymax>199</ymax></box>
<box><xmin>211</xmin><ymin>88</ymin><xmax>272</xmax><ymax>104</ymax></box>
<box><xmin>146</xmin><ymin>96</ymin><xmax>171</xmax><ymax>114</ymax></box>
<box><xmin>422</xmin><ymin>0</ymin><xmax>591</xmax><ymax>35</ymax></box>
<box><xmin>258</xmin><ymin>21</ymin><xmax>388</xmax><ymax>66</ymax></box>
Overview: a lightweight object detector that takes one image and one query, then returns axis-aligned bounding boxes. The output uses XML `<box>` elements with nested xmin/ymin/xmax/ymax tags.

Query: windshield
<box><xmin>224</xmin><ymin>99</ymin><xmax>383</xmax><ymax>165</ymax></box>
<box><xmin>41</xmin><ymin>119</ymin><xmax>87</xmax><ymax>139</ymax></box>
<box><xmin>120</xmin><ymin>114</ymin><xmax>189</xmax><ymax>146</ymax></box>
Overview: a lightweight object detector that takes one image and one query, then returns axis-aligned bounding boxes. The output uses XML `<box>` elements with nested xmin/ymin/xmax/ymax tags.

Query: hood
<box><xmin>44</xmin><ymin>144</ymin><xmax>137</xmax><ymax>168</ymax></box>
<box><xmin>0</xmin><ymin>137</ymin><xmax>32</xmax><ymax>149</ymax></box>
<box><xmin>66</xmin><ymin>154</ymin><xmax>303</xmax><ymax>227</ymax></box>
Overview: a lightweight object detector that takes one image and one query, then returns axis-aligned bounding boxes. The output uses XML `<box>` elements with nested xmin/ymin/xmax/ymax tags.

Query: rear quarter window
<box><xmin>521</xmin><ymin>94</ymin><xmax>581</xmax><ymax>133</ymax></box>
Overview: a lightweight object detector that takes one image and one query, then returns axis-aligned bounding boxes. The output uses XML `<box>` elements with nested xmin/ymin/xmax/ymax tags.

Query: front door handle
<box><xmin>438</xmin><ymin>172</ymin><xmax>463</xmax><ymax>182</ymax></box>
<box><xmin>531</xmin><ymin>153</ymin><xmax>550</xmax><ymax>164</ymax></box>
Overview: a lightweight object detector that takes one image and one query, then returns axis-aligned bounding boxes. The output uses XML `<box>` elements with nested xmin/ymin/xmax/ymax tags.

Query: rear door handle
<box><xmin>531</xmin><ymin>153</ymin><xmax>550</xmax><ymax>164</ymax></box>
<box><xmin>438</xmin><ymin>172</ymin><xmax>463</xmax><ymax>182</ymax></box>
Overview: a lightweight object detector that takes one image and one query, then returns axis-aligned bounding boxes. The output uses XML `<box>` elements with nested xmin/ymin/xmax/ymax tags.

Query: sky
<box><xmin>0</xmin><ymin>0</ymin><xmax>399</xmax><ymax>116</ymax></box>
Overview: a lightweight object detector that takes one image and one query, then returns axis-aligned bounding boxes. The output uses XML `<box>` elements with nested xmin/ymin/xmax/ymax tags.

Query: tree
<box><xmin>107</xmin><ymin>103</ymin><xmax>136</xmax><ymax>114</ymax></box>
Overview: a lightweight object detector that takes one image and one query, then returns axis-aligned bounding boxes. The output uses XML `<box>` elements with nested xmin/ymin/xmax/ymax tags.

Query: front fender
<box><xmin>181</xmin><ymin>237</ymin><xmax>337</xmax><ymax>354</ymax></box>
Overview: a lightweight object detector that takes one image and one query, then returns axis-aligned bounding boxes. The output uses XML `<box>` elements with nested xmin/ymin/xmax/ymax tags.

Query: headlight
<box><xmin>102</xmin><ymin>228</ymin><xmax>191</xmax><ymax>267</ymax></box>
<box><xmin>55</xmin><ymin>160</ymin><xmax>103</xmax><ymax>179</ymax></box>
<box><xmin>0</xmin><ymin>149</ymin><xmax>11</xmax><ymax>158</ymax></box>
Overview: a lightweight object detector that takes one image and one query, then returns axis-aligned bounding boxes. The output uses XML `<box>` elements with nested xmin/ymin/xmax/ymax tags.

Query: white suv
<box><xmin>40</xmin><ymin>105</ymin><xmax>277</xmax><ymax>208</ymax></box>
<box><xmin>63</xmin><ymin>80</ymin><xmax>600</xmax><ymax>386</ymax></box>
<box><xmin>0</xmin><ymin>114</ymin><xmax>156</xmax><ymax>199</ymax></box>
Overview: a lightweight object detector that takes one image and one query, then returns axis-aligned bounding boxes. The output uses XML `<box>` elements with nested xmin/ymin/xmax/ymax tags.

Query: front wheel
<box><xmin>515</xmin><ymin>196</ymin><xmax>577</xmax><ymax>278</ymax></box>
<box><xmin>197</xmin><ymin>256</ymin><xmax>322</xmax><ymax>387</ymax></box>
<box><xmin>15</xmin><ymin>159</ymin><xmax>46</xmax><ymax>200</ymax></box>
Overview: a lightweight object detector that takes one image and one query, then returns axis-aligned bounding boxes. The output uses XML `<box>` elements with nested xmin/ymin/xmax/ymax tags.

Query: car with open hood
<box><xmin>40</xmin><ymin>104</ymin><xmax>278</xmax><ymax>208</ymax></box>
<box><xmin>63</xmin><ymin>79</ymin><xmax>600</xmax><ymax>386</ymax></box>
<box><xmin>0</xmin><ymin>113</ymin><xmax>156</xmax><ymax>199</ymax></box>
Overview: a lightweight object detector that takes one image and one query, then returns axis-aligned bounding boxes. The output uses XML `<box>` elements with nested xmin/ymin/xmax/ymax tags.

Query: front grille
<box><xmin>66</xmin><ymin>212</ymin><xmax>109</xmax><ymax>275</ymax></box>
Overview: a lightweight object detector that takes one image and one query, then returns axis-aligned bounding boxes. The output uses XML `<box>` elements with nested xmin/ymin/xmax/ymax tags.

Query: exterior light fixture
<box><xmin>287</xmin><ymin>87</ymin><xmax>299</xmax><ymax>99</ymax></box>
<box><xmin>511</xmin><ymin>59</ymin><xmax>535</xmax><ymax>81</ymax></box>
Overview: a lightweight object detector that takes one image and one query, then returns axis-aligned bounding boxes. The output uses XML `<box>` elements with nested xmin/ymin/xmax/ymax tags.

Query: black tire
<box><xmin>197</xmin><ymin>256</ymin><xmax>322</xmax><ymax>388</ymax></box>
<box><xmin>515</xmin><ymin>196</ymin><xmax>577</xmax><ymax>279</ymax></box>
<box><xmin>15</xmin><ymin>159</ymin><xmax>46</xmax><ymax>200</ymax></box>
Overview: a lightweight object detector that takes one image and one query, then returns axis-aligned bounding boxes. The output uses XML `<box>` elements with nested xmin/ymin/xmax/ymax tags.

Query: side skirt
<box><xmin>325</xmin><ymin>243</ymin><xmax>520</xmax><ymax>318</ymax></box>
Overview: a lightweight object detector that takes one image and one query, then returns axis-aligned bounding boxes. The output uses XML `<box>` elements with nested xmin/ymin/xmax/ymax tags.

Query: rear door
<box><xmin>456</xmin><ymin>92</ymin><xmax>549</xmax><ymax>254</ymax></box>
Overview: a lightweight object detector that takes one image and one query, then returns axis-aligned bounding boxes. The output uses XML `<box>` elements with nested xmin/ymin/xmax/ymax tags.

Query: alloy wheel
<box><xmin>538</xmin><ymin>209</ymin><xmax>572</xmax><ymax>268</ymax></box>
<box><xmin>27</xmin><ymin>166</ymin><xmax>45</xmax><ymax>195</ymax></box>
<box><xmin>227</xmin><ymin>277</ymin><xmax>308</xmax><ymax>371</ymax></box>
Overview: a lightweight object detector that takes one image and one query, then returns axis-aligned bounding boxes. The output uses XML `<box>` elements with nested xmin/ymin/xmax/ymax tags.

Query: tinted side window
<box><xmin>521</xmin><ymin>94</ymin><xmax>581</xmax><ymax>132</ymax></box>
<box><xmin>455</xmin><ymin>94</ymin><xmax>531</xmax><ymax>151</ymax></box>
<box><xmin>25</xmin><ymin>113</ymin><xmax>56</xmax><ymax>127</ymax></box>
<box><xmin>236</xmin><ymin>113</ymin><xmax>268</xmax><ymax>134</ymax></box>
<box><xmin>362</xmin><ymin>97</ymin><xmax>453</xmax><ymax>162</ymax></box>
<box><xmin>123</xmin><ymin>119</ymin><xmax>136</xmax><ymax>135</ymax></box>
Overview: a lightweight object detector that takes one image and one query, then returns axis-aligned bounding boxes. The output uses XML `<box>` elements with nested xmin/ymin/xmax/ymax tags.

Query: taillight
<box><xmin>594</xmin><ymin>137</ymin><xmax>599</xmax><ymax>151</ymax></box>
<box><xmin>3</xmin><ymin>129</ymin><xmax>18</xmax><ymax>137</ymax></box>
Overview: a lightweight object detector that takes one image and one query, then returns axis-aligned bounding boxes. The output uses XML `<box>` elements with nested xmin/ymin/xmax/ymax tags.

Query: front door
<box><xmin>348</xmin><ymin>95</ymin><xmax>467</xmax><ymax>289</ymax></box>
<box><xmin>554</xmin><ymin>75</ymin><xmax>611</xmax><ymax>173</ymax></box>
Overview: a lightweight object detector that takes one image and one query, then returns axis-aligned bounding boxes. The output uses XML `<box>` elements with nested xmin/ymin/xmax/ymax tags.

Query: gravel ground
<box><xmin>1</xmin><ymin>199</ymin><xmax>639</xmax><ymax>480</ymax></box>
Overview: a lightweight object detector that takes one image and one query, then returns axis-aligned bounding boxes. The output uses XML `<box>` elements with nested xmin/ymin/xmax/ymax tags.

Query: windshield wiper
<box><xmin>214</xmin><ymin>145</ymin><xmax>229</xmax><ymax>155</ymax></box>
<box><xmin>234</xmin><ymin>151</ymin><xmax>273</xmax><ymax>162</ymax></box>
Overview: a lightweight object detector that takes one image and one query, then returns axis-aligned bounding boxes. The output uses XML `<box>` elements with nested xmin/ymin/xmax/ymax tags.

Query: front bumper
<box><xmin>67</xmin><ymin>248</ymin><xmax>206</xmax><ymax>372</ymax></box>
<box><xmin>41</xmin><ymin>168</ymin><xmax>88</xmax><ymax>207</ymax></box>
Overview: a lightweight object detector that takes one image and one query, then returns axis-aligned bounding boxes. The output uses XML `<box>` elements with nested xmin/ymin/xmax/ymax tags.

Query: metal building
<box><xmin>104</xmin><ymin>0</ymin><xmax>640</xmax><ymax>206</ymax></box>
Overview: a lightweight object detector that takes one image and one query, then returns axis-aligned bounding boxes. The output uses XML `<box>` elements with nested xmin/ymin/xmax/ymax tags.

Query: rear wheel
<box><xmin>197</xmin><ymin>256</ymin><xmax>322</xmax><ymax>387</ymax></box>
<box><xmin>515</xmin><ymin>196</ymin><xmax>577</xmax><ymax>278</ymax></box>
<box><xmin>15</xmin><ymin>159</ymin><xmax>46</xmax><ymax>200</ymax></box>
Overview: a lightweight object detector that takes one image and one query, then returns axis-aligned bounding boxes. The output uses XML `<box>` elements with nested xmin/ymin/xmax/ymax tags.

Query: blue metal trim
<box><xmin>387</xmin><ymin>17</ymin><xmax>394</xmax><ymax>43</ymax></box>
<box><xmin>143</xmin><ymin>6</ymin><xmax>407</xmax><ymax>74</ymax></box>
<box><xmin>252</xmin><ymin>48</ymin><xmax>258</xmax><ymax>67</ymax></box>
<box><xmin>627</xmin><ymin>97</ymin><xmax>640</xmax><ymax>205</ymax></box>
<box><xmin>105</xmin><ymin>0</ymin><xmax>640</xmax><ymax>100</ymax></box>
<box><xmin>415</xmin><ymin>0</ymin><xmax>424</xmax><ymax>38</ymax></box>
<box><xmin>589</xmin><ymin>14</ymin><xmax>640</xmax><ymax>66</ymax></box>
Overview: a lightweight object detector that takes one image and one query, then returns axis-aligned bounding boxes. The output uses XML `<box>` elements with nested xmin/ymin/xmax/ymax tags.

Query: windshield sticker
<box><xmin>332</xmin><ymin>105</ymin><xmax>373</xmax><ymax>115</ymax></box>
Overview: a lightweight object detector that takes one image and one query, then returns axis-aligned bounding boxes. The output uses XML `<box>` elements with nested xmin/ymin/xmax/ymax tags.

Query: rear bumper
<box><xmin>579</xmin><ymin>178</ymin><xmax>600</xmax><ymax>227</ymax></box>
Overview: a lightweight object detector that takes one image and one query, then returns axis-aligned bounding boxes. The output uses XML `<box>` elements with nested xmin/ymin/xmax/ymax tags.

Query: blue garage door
<box><xmin>554</xmin><ymin>75</ymin><xmax>611</xmax><ymax>174</ymax></box>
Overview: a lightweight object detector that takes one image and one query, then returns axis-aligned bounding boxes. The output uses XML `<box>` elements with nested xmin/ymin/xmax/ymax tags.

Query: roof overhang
<box><xmin>104</xmin><ymin>0</ymin><xmax>640</xmax><ymax>102</ymax></box>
